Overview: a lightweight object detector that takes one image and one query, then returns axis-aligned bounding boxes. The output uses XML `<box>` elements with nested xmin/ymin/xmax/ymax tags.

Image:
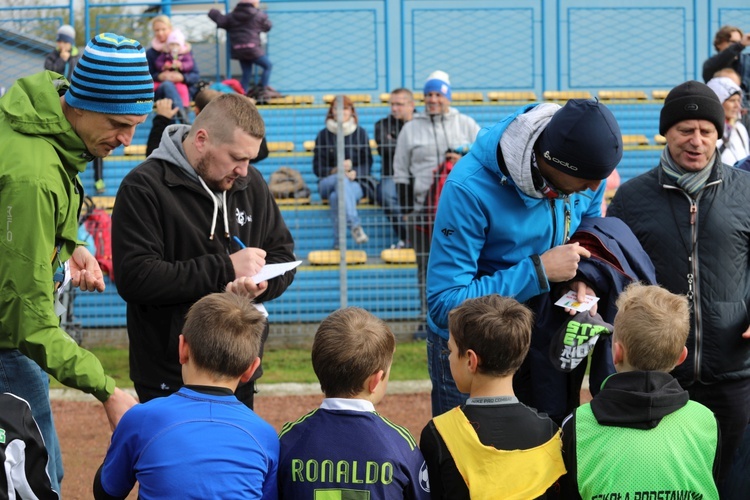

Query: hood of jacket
<box><xmin>590</xmin><ymin>371</ymin><xmax>689</xmax><ymax>429</ymax></box>
<box><xmin>0</xmin><ymin>71</ymin><xmax>90</xmax><ymax>173</ymax></box>
<box><xmin>232</xmin><ymin>2</ymin><xmax>260</xmax><ymax>21</ymax></box>
<box><xmin>149</xmin><ymin>123</ymin><xmax>254</xmax><ymax>239</ymax></box>
<box><xmin>470</xmin><ymin>102</ymin><xmax>560</xmax><ymax>200</ymax></box>
<box><xmin>150</xmin><ymin>123</ymin><xmax>199</xmax><ymax>181</ymax></box>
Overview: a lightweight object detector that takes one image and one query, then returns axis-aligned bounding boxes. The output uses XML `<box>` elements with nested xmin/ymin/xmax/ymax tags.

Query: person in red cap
<box><xmin>425</xmin><ymin>97</ymin><xmax>624</xmax><ymax>420</ymax></box>
<box><xmin>608</xmin><ymin>80</ymin><xmax>750</xmax><ymax>493</ymax></box>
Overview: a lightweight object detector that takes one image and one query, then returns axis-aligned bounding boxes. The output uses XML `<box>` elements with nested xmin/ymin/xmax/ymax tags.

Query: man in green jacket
<box><xmin>0</xmin><ymin>33</ymin><xmax>153</xmax><ymax>493</ymax></box>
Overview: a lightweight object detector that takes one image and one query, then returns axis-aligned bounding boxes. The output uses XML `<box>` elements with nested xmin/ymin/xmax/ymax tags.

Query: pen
<box><xmin>232</xmin><ymin>236</ymin><xmax>247</xmax><ymax>249</ymax></box>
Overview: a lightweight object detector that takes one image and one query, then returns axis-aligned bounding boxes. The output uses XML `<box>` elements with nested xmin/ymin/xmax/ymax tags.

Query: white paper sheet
<box><xmin>252</xmin><ymin>260</ymin><xmax>302</xmax><ymax>284</ymax></box>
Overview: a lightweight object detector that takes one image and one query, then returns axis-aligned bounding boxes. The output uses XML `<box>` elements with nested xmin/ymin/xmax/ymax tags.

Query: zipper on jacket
<box><xmin>664</xmin><ymin>178</ymin><xmax>721</xmax><ymax>383</ymax></box>
<box><xmin>688</xmin><ymin>178</ymin><xmax>720</xmax><ymax>382</ymax></box>
<box><xmin>548</xmin><ymin>198</ymin><xmax>557</xmax><ymax>248</ymax></box>
<box><xmin>663</xmin><ymin>185</ymin><xmax>701</xmax><ymax>381</ymax></box>
<box><xmin>548</xmin><ymin>198</ymin><xmax>570</xmax><ymax>247</ymax></box>
<box><xmin>689</xmin><ymin>198</ymin><xmax>702</xmax><ymax>381</ymax></box>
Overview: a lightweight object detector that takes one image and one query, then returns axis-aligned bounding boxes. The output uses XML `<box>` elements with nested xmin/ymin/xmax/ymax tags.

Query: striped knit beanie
<box><xmin>65</xmin><ymin>33</ymin><xmax>154</xmax><ymax>115</ymax></box>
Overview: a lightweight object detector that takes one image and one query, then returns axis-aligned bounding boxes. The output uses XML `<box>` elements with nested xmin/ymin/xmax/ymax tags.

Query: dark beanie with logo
<box><xmin>659</xmin><ymin>80</ymin><xmax>725</xmax><ymax>136</ymax></box>
<box><xmin>537</xmin><ymin>99</ymin><xmax>623</xmax><ymax>180</ymax></box>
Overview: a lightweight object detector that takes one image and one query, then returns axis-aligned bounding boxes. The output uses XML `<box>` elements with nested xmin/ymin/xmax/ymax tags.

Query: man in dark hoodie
<box><xmin>112</xmin><ymin>92</ymin><xmax>295</xmax><ymax>409</ymax></box>
<box><xmin>561</xmin><ymin>283</ymin><xmax>720</xmax><ymax>499</ymax></box>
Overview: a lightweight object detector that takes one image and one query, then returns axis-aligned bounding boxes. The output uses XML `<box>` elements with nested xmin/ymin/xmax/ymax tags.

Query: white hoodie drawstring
<box><xmin>221</xmin><ymin>190</ymin><xmax>230</xmax><ymax>239</ymax></box>
<box><xmin>197</xmin><ymin>176</ymin><xmax>230</xmax><ymax>240</ymax></box>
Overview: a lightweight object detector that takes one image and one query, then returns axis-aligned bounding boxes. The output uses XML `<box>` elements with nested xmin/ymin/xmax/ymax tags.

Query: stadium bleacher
<box><xmin>74</xmin><ymin>95</ymin><xmax>665</xmax><ymax>328</ymax></box>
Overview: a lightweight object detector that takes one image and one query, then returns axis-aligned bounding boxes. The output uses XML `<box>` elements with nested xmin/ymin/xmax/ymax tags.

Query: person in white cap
<box><xmin>707</xmin><ymin>74</ymin><xmax>749</xmax><ymax>165</ymax></box>
<box><xmin>393</xmin><ymin>70</ymin><xmax>480</xmax><ymax>337</ymax></box>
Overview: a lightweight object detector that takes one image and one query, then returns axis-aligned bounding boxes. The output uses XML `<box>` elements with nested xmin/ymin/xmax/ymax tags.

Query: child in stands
<box><xmin>208</xmin><ymin>0</ymin><xmax>281</xmax><ymax>101</ymax></box>
<box><xmin>154</xmin><ymin>29</ymin><xmax>195</xmax><ymax>108</ymax></box>
<box><xmin>278</xmin><ymin>307</ymin><xmax>430</xmax><ymax>499</ymax></box>
<box><xmin>561</xmin><ymin>283</ymin><xmax>720</xmax><ymax>499</ymax></box>
<box><xmin>44</xmin><ymin>24</ymin><xmax>80</xmax><ymax>81</ymax></box>
<box><xmin>420</xmin><ymin>294</ymin><xmax>565</xmax><ymax>499</ymax></box>
<box><xmin>93</xmin><ymin>293</ymin><xmax>278</xmax><ymax>499</ymax></box>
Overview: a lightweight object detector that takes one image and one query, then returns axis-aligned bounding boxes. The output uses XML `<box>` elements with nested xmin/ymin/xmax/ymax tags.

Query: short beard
<box><xmin>194</xmin><ymin>151</ymin><xmax>223</xmax><ymax>191</ymax></box>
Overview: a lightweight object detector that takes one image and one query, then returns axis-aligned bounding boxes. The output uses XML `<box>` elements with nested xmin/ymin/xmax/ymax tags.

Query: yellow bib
<box><xmin>433</xmin><ymin>407</ymin><xmax>566</xmax><ymax>500</ymax></box>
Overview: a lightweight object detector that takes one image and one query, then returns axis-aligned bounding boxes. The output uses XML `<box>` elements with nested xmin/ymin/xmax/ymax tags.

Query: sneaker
<box><xmin>263</xmin><ymin>85</ymin><xmax>284</xmax><ymax>98</ymax></box>
<box><xmin>351</xmin><ymin>225</ymin><xmax>369</xmax><ymax>244</ymax></box>
<box><xmin>390</xmin><ymin>239</ymin><xmax>407</xmax><ymax>249</ymax></box>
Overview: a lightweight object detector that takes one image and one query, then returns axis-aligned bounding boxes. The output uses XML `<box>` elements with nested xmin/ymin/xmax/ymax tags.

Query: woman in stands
<box><xmin>313</xmin><ymin>96</ymin><xmax>374</xmax><ymax>249</ymax></box>
<box><xmin>707</xmin><ymin>74</ymin><xmax>750</xmax><ymax>166</ymax></box>
<box><xmin>146</xmin><ymin>15</ymin><xmax>200</xmax><ymax>123</ymax></box>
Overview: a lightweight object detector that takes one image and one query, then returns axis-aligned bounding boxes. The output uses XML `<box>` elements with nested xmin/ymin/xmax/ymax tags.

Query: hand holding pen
<box><xmin>229</xmin><ymin>236</ymin><xmax>267</xmax><ymax>280</ymax></box>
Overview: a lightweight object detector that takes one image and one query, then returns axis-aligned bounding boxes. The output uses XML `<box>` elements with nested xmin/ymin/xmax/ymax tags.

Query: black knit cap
<box><xmin>659</xmin><ymin>80</ymin><xmax>725</xmax><ymax>136</ymax></box>
<box><xmin>537</xmin><ymin>99</ymin><xmax>623</xmax><ymax>181</ymax></box>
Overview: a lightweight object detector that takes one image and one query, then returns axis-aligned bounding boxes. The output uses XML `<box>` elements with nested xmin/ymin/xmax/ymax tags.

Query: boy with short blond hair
<box><xmin>94</xmin><ymin>293</ymin><xmax>279</xmax><ymax>499</ymax></box>
<box><xmin>420</xmin><ymin>294</ymin><xmax>565</xmax><ymax>499</ymax></box>
<box><xmin>278</xmin><ymin>307</ymin><xmax>430</xmax><ymax>499</ymax></box>
<box><xmin>561</xmin><ymin>283</ymin><xmax>720</xmax><ymax>499</ymax></box>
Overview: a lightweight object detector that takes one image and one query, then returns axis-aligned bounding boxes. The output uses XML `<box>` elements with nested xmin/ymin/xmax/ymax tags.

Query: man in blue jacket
<box><xmin>426</xmin><ymin>99</ymin><xmax>623</xmax><ymax>419</ymax></box>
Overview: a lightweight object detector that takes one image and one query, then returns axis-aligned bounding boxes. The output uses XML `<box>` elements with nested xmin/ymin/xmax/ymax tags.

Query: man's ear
<box><xmin>674</xmin><ymin>346</ymin><xmax>688</xmax><ymax>367</ymax></box>
<box><xmin>193</xmin><ymin>129</ymin><xmax>210</xmax><ymax>152</ymax></box>
<box><xmin>367</xmin><ymin>370</ymin><xmax>385</xmax><ymax>394</ymax></box>
<box><xmin>178</xmin><ymin>335</ymin><xmax>189</xmax><ymax>365</ymax></box>
<box><xmin>239</xmin><ymin>357</ymin><xmax>261</xmax><ymax>383</ymax></box>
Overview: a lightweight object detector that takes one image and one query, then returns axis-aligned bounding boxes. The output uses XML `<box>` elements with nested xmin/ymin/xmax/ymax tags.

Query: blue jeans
<box><xmin>155</xmin><ymin>80</ymin><xmax>185</xmax><ymax>106</ymax></box>
<box><xmin>0</xmin><ymin>349</ymin><xmax>63</xmax><ymax>492</ymax></box>
<box><xmin>426</xmin><ymin>329</ymin><xmax>468</xmax><ymax>417</ymax></box>
<box><xmin>239</xmin><ymin>55</ymin><xmax>272</xmax><ymax>91</ymax></box>
<box><xmin>376</xmin><ymin>176</ymin><xmax>407</xmax><ymax>243</ymax></box>
<box><xmin>318</xmin><ymin>174</ymin><xmax>364</xmax><ymax>245</ymax></box>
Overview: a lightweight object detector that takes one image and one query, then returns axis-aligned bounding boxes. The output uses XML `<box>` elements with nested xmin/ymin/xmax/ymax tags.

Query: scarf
<box><xmin>325</xmin><ymin>118</ymin><xmax>357</xmax><ymax>136</ymax></box>
<box><xmin>659</xmin><ymin>147</ymin><xmax>716</xmax><ymax>196</ymax></box>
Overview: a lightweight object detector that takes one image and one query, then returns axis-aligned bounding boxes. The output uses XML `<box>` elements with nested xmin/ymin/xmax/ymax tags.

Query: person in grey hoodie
<box><xmin>393</xmin><ymin>71</ymin><xmax>480</xmax><ymax>334</ymax></box>
<box><xmin>112</xmin><ymin>93</ymin><xmax>295</xmax><ymax>410</ymax></box>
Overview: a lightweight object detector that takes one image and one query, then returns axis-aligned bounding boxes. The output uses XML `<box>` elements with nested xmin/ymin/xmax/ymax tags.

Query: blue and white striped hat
<box><xmin>65</xmin><ymin>33</ymin><xmax>154</xmax><ymax>115</ymax></box>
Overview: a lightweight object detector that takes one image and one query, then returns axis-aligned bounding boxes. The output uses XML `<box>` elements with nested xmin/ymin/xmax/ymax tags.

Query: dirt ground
<box><xmin>54</xmin><ymin>389</ymin><xmax>592</xmax><ymax>499</ymax></box>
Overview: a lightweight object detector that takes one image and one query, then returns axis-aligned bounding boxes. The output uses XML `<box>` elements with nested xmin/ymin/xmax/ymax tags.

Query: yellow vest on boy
<box><xmin>433</xmin><ymin>407</ymin><xmax>566</xmax><ymax>499</ymax></box>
